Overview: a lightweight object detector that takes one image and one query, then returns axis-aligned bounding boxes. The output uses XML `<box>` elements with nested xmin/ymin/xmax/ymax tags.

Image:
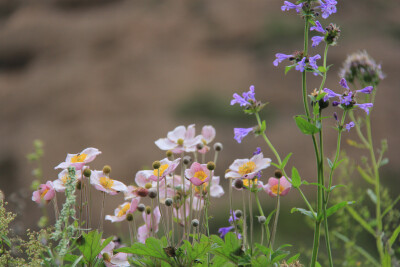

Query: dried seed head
<box><xmin>196</xmin><ymin>142</ymin><xmax>204</xmax><ymax>150</ymax></box>
<box><xmin>152</xmin><ymin>161</ymin><xmax>161</xmax><ymax>169</ymax></box>
<box><xmin>274</xmin><ymin>170</ymin><xmax>283</xmax><ymax>178</ymax></box>
<box><xmin>234</xmin><ymin>179</ymin><xmax>244</xmax><ymax>189</ymax></box>
<box><xmin>126</xmin><ymin>213</ymin><xmax>134</xmax><ymax>221</ymax></box>
<box><xmin>165</xmin><ymin>198</ymin><xmax>173</xmax><ymax>206</ymax></box>
<box><xmin>191</xmin><ymin>219</ymin><xmax>199</xmax><ymax>227</ymax></box>
<box><xmin>137</xmin><ymin>204</ymin><xmax>146</xmax><ymax>212</ymax></box>
<box><xmin>136</xmin><ymin>188</ymin><xmax>148</xmax><ymax>197</ymax></box>
<box><xmin>183</xmin><ymin>156</ymin><xmax>192</xmax><ymax>165</ymax></box>
<box><xmin>258</xmin><ymin>216</ymin><xmax>266</xmax><ymax>224</ymax></box>
<box><xmin>148</xmin><ymin>188</ymin><xmax>157</xmax><ymax>199</ymax></box>
<box><xmin>235</xmin><ymin>210</ymin><xmax>243</xmax><ymax>218</ymax></box>
<box><xmin>213</xmin><ymin>142</ymin><xmax>223</xmax><ymax>151</ymax></box>
<box><xmin>207</xmin><ymin>161</ymin><xmax>215</xmax><ymax>171</ymax></box>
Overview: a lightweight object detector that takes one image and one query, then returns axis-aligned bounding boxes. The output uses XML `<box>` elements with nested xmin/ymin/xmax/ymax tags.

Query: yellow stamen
<box><xmin>195</xmin><ymin>183</ymin><xmax>208</xmax><ymax>195</ymax></box>
<box><xmin>100</xmin><ymin>177</ymin><xmax>114</xmax><ymax>189</ymax></box>
<box><xmin>243</xmin><ymin>178</ymin><xmax>258</xmax><ymax>187</ymax></box>
<box><xmin>177</xmin><ymin>138</ymin><xmax>184</xmax><ymax>145</ymax></box>
<box><xmin>61</xmin><ymin>175</ymin><xmax>69</xmax><ymax>185</ymax></box>
<box><xmin>271</xmin><ymin>184</ymin><xmax>285</xmax><ymax>195</ymax></box>
<box><xmin>194</xmin><ymin>171</ymin><xmax>208</xmax><ymax>181</ymax></box>
<box><xmin>40</xmin><ymin>188</ymin><xmax>49</xmax><ymax>199</ymax></box>
<box><xmin>202</xmin><ymin>139</ymin><xmax>207</xmax><ymax>145</ymax></box>
<box><xmin>153</xmin><ymin>164</ymin><xmax>169</xmax><ymax>177</ymax></box>
<box><xmin>117</xmin><ymin>203</ymin><xmax>131</xmax><ymax>217</ymax></box>
<box><xmin>71</xmin><ymin>153</ymin><xmax>87</xmax><ymax>163</ymax></box>
<box><xmin>238</xmin><ymin>161</ymin><xmax>256</xmax><ymax>176</ymax></box>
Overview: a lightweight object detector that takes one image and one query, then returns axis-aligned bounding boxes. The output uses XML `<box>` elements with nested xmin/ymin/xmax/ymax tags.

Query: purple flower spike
<box><xmin>318</xmin><ymin>0</ymin><xmax>337</xmax><ymax>19</ymax></box>
<box><xmin>231</xmin><ymin>93</ymin><xmax>250</xmax><ymax>107</ymax></box>
<box><xmin>311</xmin><ymin>36</ymin><xmax>324</xmax><ymax>48</ymax></box>
<box><xmin>310</xmin><ymin>21</ymin><xmax>326</xmax><ymax>34</ymax></box>
<box><xmin>295</xmin><ymin>57</ymin><xmax>307</xmax><ymax>72</ymax></box>
<box><xmin>273</xmin><ymin>53</ymin><xmax>293</xmax><ymax>66</ymax></box>
<box><xmin>234</xmin><ymin>127</ymin><xmax>253</xmax><ymax>143</ymax></box>
<box><xmin>309</xmin><ymin>54</ymin><xmax>321</xmax><ymax>70</ymax></box>
<box><xmin>243</xmin><ymin>85</ymin><xmax>256</xmax><ymax>101</ymax></box>
<box><xmin>340</xmin><ymin>78</ymin><xmax>350</xmax><ymax>89</ymax></box>
<box><xmin>281</xmin><ymin>1</ymin><xmax>303</xmax><ymax>13</ymax></box>
<box><xmin>218</xmin><ymin>226</ymin><xmax>234</xmax><ymax>238</ymax></box>
<box><xmin>356</xmin><ymin>86</ymin><xmax>374</xmax><ymax>94</ymax></box>
<box><xmin>355</xmin><ymin>103</ymin><xmax>373</xmax><ymax>115</ymax></box>
<box><xmin>341</xmin><ymin>91</ymin><xmax>353</xmax><ymax>106</ymax></box>
<box><xmin>345</xmin><ymin>121</ymin><xmax>355</xmax><ymax>132</ymax></box>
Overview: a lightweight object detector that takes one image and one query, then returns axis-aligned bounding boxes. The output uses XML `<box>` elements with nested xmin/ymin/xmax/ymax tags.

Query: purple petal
<box><xmin>340</xmin><ymin>78</ymin><xmax>349</xmax><ymax>89</ymax></box>
<box><xmin>311</xmin><ymin>36</ymin><xmax>324</xmax><ymax>48</ymax></box>
<box><xmin>345</xmin><ymin>121</ymin><xmax>355</xmax><ymax>132</ymax></box>
<box><xmin>355</xmin><ymin>103</ymin><xmax>373</xmax><ymax>115</ymax></box>
<box><xmin>356</xmin><ymin>86</ymin><xmax>373</xmax><ymax>94</ymax></box>
<box><xmin>234</xmin><ymin>128</ymin><xmax>253</xmax><ymax>143</ymax></box>
<box><xmin>310</xmin><ymin>21</ymin><xmax>326</xmax><ymax>34</ymax></box>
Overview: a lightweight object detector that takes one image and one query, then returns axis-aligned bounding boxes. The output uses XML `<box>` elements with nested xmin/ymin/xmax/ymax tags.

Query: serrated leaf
<box><xmin>294</xmin><ymin>116</ymin><xmax>319</xmax><ymax>135</ymax></box>
<box><xmin>291</xmin><ymin>167</ymin><xmax>301</xmax><ymax>188</ymax></box>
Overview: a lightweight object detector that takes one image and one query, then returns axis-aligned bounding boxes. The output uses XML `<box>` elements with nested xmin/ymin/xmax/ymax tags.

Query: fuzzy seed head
<box><xmin>234</xmin><ymin>179</ymin><xmax>244</xmax><ymax>189</ymax></box>
<box><xmin>196</xmin><ymin>143</ymin><xmax>204</xmax><ymax>150</ymax></box>
<box><xmin>274</xmin><ymin>170</ymin><xmax>283</xmax><ymax>178</ymax></box>
<box><xmin>152</xmin><ymin>161</ymin><xmax>161</xmax><ymax>169</ymax></box>
<box><xmin>191</xmin><ymin>219</ymin><xmax>199</xmax><ymax>227</ymax></box>
<box><xmin>137</xmin><ymin>204</ymin><xmax>146</xmax><ymax>212</ymax></box>
<box><xmin>83</xmin><ymin>168</ymin><xmax>91</xmax><ymax>177</ymax></box>
<box><xmin>235</xmin><ymin>210</ymin><xmax>243</xmax><ymax>218</ymax></box>
<box><xmin>103</xmin><ymin>165</ymin><xmax>112</xmax><ymax>174</ymax></box>
<box><xmin>126</xmin><ymin>213</ymin><xmax>134</xmax><ymax>221</ymax></box>
<box><xmin>183</xmin><ymin>156</ymin><xmax>192</xmax><ymax>165</ymax></box>
<box><xmin>213</xmin><ymin>142</ymin><xmax>223</xmax><ymax>151</ymax></box>
<box><xmin>207</xmin><ymin>161</ymin><xmax>215</xmax><ymax>171</ymax></box>
<box><xmin>165</xmin><ymin>198</ymin><xmax>173</xmax><ymax>206</ymax></box>
<box><xmin>148</xmin><ymin>188</ymin><xmax>157</xmax><ymax>199</ymax></box>
<box><xmin>258</xmin><ymin>216</ymin><xmax>266</xmax><ymax>224</ymax></box>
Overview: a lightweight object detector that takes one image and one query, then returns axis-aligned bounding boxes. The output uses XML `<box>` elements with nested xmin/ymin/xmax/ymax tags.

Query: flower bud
<box><xmin>235</xmin><ymin>210</ymin><xmax>243</xmax><ymax>218</ymax></box>
<box><xmin>76</xmin><ymin>180</ymin><xmax>82</xmax><ymax>190</ymax></box>
<box><xmin>166</xmin><ymin>150</ymin><xmax>173</xmax><ymax>158</ymax></box>
<box><xmin>165</xmin><ymin>198</ymin><xmax>173</xmax><ymax>206</ymax></box>
<box><xmin>145</xmin><ymin>206</ymin><xmax>151</xmax><ymax>214</ymax></box>
<box><xmin>213</xmin><ymin>142</ymin><xmax>223</xmax><ymax>151</ymax></box>
<box><xmin>234</xmin><ymin>179</ymin><xmax>243</xmax><ymax>189</ymax></box>
<box><xmin>183</xmin><ymin>156</ymin><xmax>192</xmax><ymax>165</ymax></box>
<box><xmin>191</xmin><ymin>219</ymin><xmax>199</xmax><ymax>227</ymax></box>
<box><xmin>325</xmin><ymin>23</ymin><xmax>341</xmax><ymax>46</ymax></box>
<box><xmin>152</xmin><ymin>161</ymin><xmax>161</xmax><ymax>169</ymax></box>
<box><xmin>136</xmin><ymin>188</ymin><xmax>148</xmax><ymax>197</ymax></box>
<box><xmin>207</xmin><ymin>161</ymin><xmax>215</xmax><ymax>171</ymax></box>
<box><xmin>103</xmin><ymin>165</ymin><xmax>111</xmax><ymax>174</ymax></box>
<box><xmin>196</xmin><ymin>143</ymin><xmax>204</xmax><ymax>150</ymax></box>
<box><xmin>126</xmin><ymin>213</ymin><xmax>134</xmax><ymax>221</ymax></box>
<box><xmin>137</xmin><ymin>204</ymin><xmax>145</xmax><ymax>212</ymax></box>
<box><xmin>148</xmin><ymin>188</ymin><xmax>157</xmax><ymax>199</ymax></box>
<box><xmin>258</xmin><ymin>216</ymin><xmax>266</xmax><ymax>224</ymax></box>
<box><xmin>145</xmin><ymin>183</ymin><xmax>152</xmax><ymax>189</ymax></box>
<box><xmin>274</xmin><ymin>170</ymin><xmax>283</xmax><ymax>179</ymax></box>
<box><xmin>83</xmin><ymin>168</ymin><xmax>91</xmax><ymax>177</ymax></box>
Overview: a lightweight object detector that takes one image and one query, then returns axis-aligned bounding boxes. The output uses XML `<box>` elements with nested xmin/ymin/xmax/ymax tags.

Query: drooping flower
<box><xmin>90</xmin><ymin>170</ymin><xmax>128</xmax><ymax>195</ymax></box>
<box><xmin>98</xmin><ymin>240</ymin><xmax>130</xmax><ymax>267</ymax></box>
<box><xmin>32</xmin><ymin>181</ymin><xmax>56</xmax><ymax>204</ymax></box>
<box><xmin>225</xmin><ymin>153</ymin><xmax>271</xmax><ymax>179</ymax></box>
<box><xmin>263</xmin><ymin>177</ymin><xmax>292</xmax><ymax>197</ymax></box>
<box><xmin>55</xmin><ymin>148</ymin><xmax>101</xmax><ymax>170</ymax></box>
<box><xmin>233</xmin><ymin>127</ymin><xmax>253</xmax><ymax>144</ymax></box>
<box><xmin>281</xmin><ymin>1</ymin><xmax>303</xmax><ymax>13</ymax></box>
<box><xmin>53</xmin><ymin>169</ymin><xmax>82</xmax><ymax>193</ymax></box>
<box><xmin>155</xmin><ymin>125</ymin><xmax>202</xmax><ymax>154</ymax></box>
<box><xmin>137</xmin><ymin>207</ymin><xmax>161</xmax><ymax>243</ymax></box>
<box><xmin>273</xmin><ymin>53</ymin><xmax>293</xmax><ymax>67</ymax></box>
<box><xmin>198</xmin><ymin>125</ymin><xmax>216</xmax><ymax>154</ymax></box>
<box><xmin>185</xmin><ymin>162</ymin><xmax>211</xmax><ymax>186</ymax></box>
<box><xmin>105</xmin><ymin>197</ymin><xmax>140</xmax><ymax>223</ymax></box>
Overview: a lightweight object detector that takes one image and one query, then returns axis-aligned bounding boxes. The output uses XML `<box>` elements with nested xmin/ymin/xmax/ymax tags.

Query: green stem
<box><xmin>318</xmin><ymin>45</ymin><xmax>329</xmax><ymax>93</ymax></box>
<box><xmin>268</xmin><ymin>179</ymin><xmax>281</xmax><ymax>250</ymax></box>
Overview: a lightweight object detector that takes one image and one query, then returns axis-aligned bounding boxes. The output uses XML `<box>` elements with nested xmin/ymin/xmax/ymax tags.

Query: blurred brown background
<box><xmin>0</xmin><ymin>0</ymin><xmax>399</xmax><ymax>262</ymax></box>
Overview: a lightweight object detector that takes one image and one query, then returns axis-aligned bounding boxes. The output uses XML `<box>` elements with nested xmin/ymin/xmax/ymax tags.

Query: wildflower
<box><xmin>218</xmin><ymin>226</ymin><xmax>235</xmax><ymax>239</ymax></box>
<box><xmin>310</xmin><ymin>21</ymin><xmax>326</xmax><ymax>34</ymax></box>
<box><xmin>191</xmin><ymin>175</ymin><xmax>225</xmax><ymax>211</ymax></box>
<box><xmin>137</xmin><ymin>206</ymin><xmax>161</xmax><ymax>243</ymax></box>
<box><xmin>185</xmin><ymin>162</ymin><xmax>211</xmax><ymax>186</ymax></box>
<box><xmin>309</xmin><ymin>54</ymin><xmax>321</xmax><ymax>70</ymax></box>
<box><xmin>90</xmin><ymin>170</ymin><xmax>128</xmax><ymax>195</ymax></box>
<box><xmin>281</xmin><ymin>1</ymin><xmax>303</xmax><ymax>13</ymax></box>
<box><xmin>311</xmin><ymin>36</ymin><xmax>324</xmax><ymax>48</ymax></box>
<box><xmin>231</xmin><ymin>85</ymin><xmax>256</xmax><ymax>107</ymax></box>
<box><xmin>295</xmin><ymin>57</ymin><xmax>307</xmax><ymax>72</ymax></box>
<box><xmin>53</xmin><ymin>169</ymin><xmax>82</xmax><ymax>193</ymax></box>
<box><xmin>198</xmin><ymin>125</ymin><xmax>216</xmax><ymax>154</ymax></box>
<box><xmin>345</xmin><ymin>122</ymin><xmax>355</xmax><ymax>132</ymax></box>
<box><xmin>55</xmin><ymin>148</ymin><xmax>101</xmax><ymax>170</ymax></box>
<box><xmin>32</xmin><ymin>181</ymin><xmax>55</xmax><ymax>204</ymax></box>
<box><xmin>218</xmin><ymin>212</ymin><xmax>242</xmax><ymax>239</ymax></box>
<box><xmin>105</xmin><ymin>197</ymin><xmax>140</xmax><ymax>223</ymax></box>
<box><xmin>155</xmin><ymin>125</ymin><xmax>202</xmax><ymax>154</ymax></box>
<box><xmin>317</xmin><ymin>0</ymin><xmax>337</xmax><ymax>19</ymax></box>
<box><xmin>98</xmin><ymin>240</ymin><xmax>130</xmax><ymax>267</ymax></box>
<box><xmin>325</xmin><ymin>23</ymin><xmax>341</xmax><ymax>46</ymax></box>
<box><xmin>263</xmin><ymin>177</ymin><xmax>292</xmax><ymax>197</ymax></box>
<box><xmin>253</xmin><ymin>147</ymin><xmax>262</xmax><ymax>155</ymax></box>
<box><xmin>233</xmin><ymin>127</ymin><xmax>253</xmax><ymax>143</ymax></box>
<box><xmin>273</xmin><ymin>53</ymin><xmax>293</xmax><ymax>67</ymax></box>
<box><xmin>225</xmin><ymin>153</ymin><xmax>271</xmax><ymax>179</ymax></box>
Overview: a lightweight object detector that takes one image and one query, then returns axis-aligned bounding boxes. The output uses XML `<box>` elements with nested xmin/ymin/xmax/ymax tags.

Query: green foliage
<box><xmin>293</xmin><ymin>116</ymin><xmax>319</xmax><ymax>135</ymax></box>
<box><xmin>73</xmin><ymin>230</ymin><xmax>112</xmax><ymax>266</ymax></box>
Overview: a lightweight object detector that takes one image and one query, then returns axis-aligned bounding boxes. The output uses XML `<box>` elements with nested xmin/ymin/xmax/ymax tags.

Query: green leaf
<box><xmin>382</xmin><ymin>195</ymin><xmax>400</xmax><ymax>217</ymax></box>
<box><xmin>319</xmin><ymin>201</ymin><xmax>354</xmax><ymax>220</ymax></box>
<box><xmin>261</xmin><ymin>120</ymin><xmax>267</xmax><ymax>132</ymax></box>
<box><xmin>270</xmin><ymin>162</ymin><xmax>280</xmax><ymax>169</ymax></box>
<box><xmin>318</xmin><ymin>66</ymin><xmax>326</xmax><ymax>73</ymax></box>
<box><xmin>71</xmin><ymin>255</ymin><xmax>84</xmax><ymax>267</ymax></box>
<box><xmin>291</xmin><ymin>167</ymin><xmax>301</xmax><ymax>188</ymax></box>
<box><xmin>316</xmin><ymin>92</ymin><xmax>327</xmax><ymax>101</ymax></box>
<box><xmin>327</xmin><ymin>158</ymin><xmax>333</xmax><ymax>169</ymax></box>
<box><xmin>287</xmin><ymin>253</ymin><xmax>300</xmax><ymax>264</ymax></box>
<box><xmin>285</xmin><ymin>64</ymin><xmax>296</xmax><ymax>75</ymax></box>
<box><xmin>293</xmin><ymin>116</ymin><xmax>319</xmax><ymax>135</ymax></box>
<box><xmin>77</xmin><ymin>230</ymin><xmax>112</xmax><ymax>265</ymax></box>
<box><xmin>389</xmin><ymin>224</ymin><xmax>400</xmax><ymax>247</ymax></box>
<box><xmin>346</xmin><ymin>206</ymin><xmax>375</xmax><ymax>236</ymax></box>
<box><xmin>357</xmin><ymin>166</ymin><xmax>375</xmax><ymax>185</ymax></box>
<box><xmin>281</xmin><ymin>153</ymin><xmax>293</xmax><ymax>169</ymax></box>
<box><xmin>291</xmin><ymin>207</ymin><xmax>316</xmax><ymax>220</ymax></box>
<box><xmin>1</xmin><ymin>234</ymin><xmax>11</xmax><ymax>247</ymax></box>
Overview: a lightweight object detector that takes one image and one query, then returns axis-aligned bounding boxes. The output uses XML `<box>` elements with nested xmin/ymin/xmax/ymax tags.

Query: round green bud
<box><xmin>258</xmin><ymin>216</ymin><xmax>266</xmax><ymax>224</ymax></box>
<box><xmin>148</xmin><ymin>188</ymin><xmax>157</xmax><ymax>199</ymax></box>
<box><xmin>165</xmin><ymin>198</ymin><xmax>173</xmax><ymax>206</ymax></box>
<box><xmin>137</xmin><ymin>204</ymin><xmax>146</xmax><ymax>212</ymax></box>
<box><xmin>235</xmin><ymin>210</ymin><xmax>243</xmax><ymax>218</ymax></box>
<box><xmin>126</xmin><ymin>213</ymin><xmax>134</xmax><ymax>221</ymax></box>
<box><xmin>83</xmin><ymin>168</ymin><xmax>91</xmax><ymax>177</ymax></box>
<box><xmin>152</xmin><ymin>161</ymin><xmax>161</xmax><ymax>169</ymax></box>
<box><xmin>177</xmin><ymin>138</ymin><xmax>184</xmax><ymax>146</ymax></box>
<box><xmin>196</xmin><ymin>143</ymin><xmax>204</xmax><ymax>150</ymax></box>
<box><xmin>183</xmin><ymin>156</ymin><xmax>191</xmax><ymax>165</ymax></box>
<box><xmin>166</xmin><ymin>150</ymin><xmax>173</xmax><ymax>158</ymax></box>
<box><xmin>145</xmin><ymin>206</ymin><xmax>151</xmax><ymax>214</ymax></box>
<box><xmin>145</xmin><ymin>183</ymin><xmax>152</xmax><ymax>189</ymax></box>
<box><xmin>207</xmin><ymin>161</ymin><xmax>215</xmax><ymax>171</ymax></box>
<box><xmin>274</xmin><ymin>169</ymin><xmax>283</xmax><ymax>179</ymax></box>
<box><xmin>76</xmin><ymin>180</ymin><xmax>82</xmax><ymax>190</ymax></box>
<box><xmin>103</xmin><ymin>165</ymin><xmax>112</xmax><ymax>174</ymax></box>
<box><xmin>191</xmin><ymin>219</ymin><xmax>199</xmax><ymax>227</ymax></box>
<box><xmin>234</xmin><ymin>179</ymin><xmax>243</xmax><ymax>189</ymax></box>
<box><xmin>213</xmin><ymin>142</ymin><xmax>223</xmax><ymax>151</ymax></box>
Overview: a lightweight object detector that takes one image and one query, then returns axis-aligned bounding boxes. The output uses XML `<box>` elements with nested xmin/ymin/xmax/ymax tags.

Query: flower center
<box><xmin>194</xmin><ymin>171</ymin><xmax>208</xmax><ymax>181</ymax></box>
<box><xmin>243</xmin><ymin>178</ymin><xmax>258</xmax><ymax>187</ymax></box>
<box><xmin>271</xmin><ymin>184</ymin><xmax>285</xmax><ymax>195</ymax></box>
<box><xmin>71</xmin><ymin>153</ymin><xmax>87</xmax><ymax>163</ymax></box>
<box><xmin>194</xmin><ymin>183</ymin><xmax>208</xmax><ymax>195</ymax></box>
<box><xmin>100</xmin><ymin>177</ymin><xmax>114</xmax><ymax>189</ymax></box>
<box><xmin>61</xmin><ymin>175</ymin><xmax>69</xmax><ymax>185</ymax></box>
<box><xmin>202</xmin><ymin>139</ymin><xmax>207</xmax><ymax>145</ymax></box>
<box><xmin>177</xmin><ymin>138</ymin><xmax>184</xmax><ymax>145</ymax></box>
<box><xmin>40</xmin><ymin>188</ymin><xmax>49</xmax><ymax>199</ymax></box>
<box><xmin>238</xmin><ymin>161</ymin><xmax>256</xmax><ymax>176</ymax></box>
<box><xmin>117</xmin><ymin>203</ymin><xmax>131</xmax><ymax>217</ymax></box>
<box><xmin>153</xmin><ymin>164</ymin><xmax>169</xmax><ymax>177</ymax></box>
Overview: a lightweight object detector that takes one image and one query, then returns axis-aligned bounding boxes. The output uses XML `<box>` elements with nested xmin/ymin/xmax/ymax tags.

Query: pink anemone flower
<box><xmin>191</xmin><ymin>175</ymin><xmax>224</xmax><ymax>210</ymax></box>
<box><xmin>198</xmin><ymin>125</ymin><xmax>216</xmax><ymax>154</ymax></box>
<box><xmin>225</xmin><ymin>153</ymin><xmax>271</xmax><ymax>179</ymax></box>
<box><xmin>137</xmin><ymin>206</ymin><xmax>161</xmax><ymax>243</ymax></box>
<box><xmin>90</xmin><ymin>170</ymin><xmax>127</xmax><ymax>195</ymax></box>
<box><xmin>135</xmin><ymin>158</ymin><xmax>181</xmax><ymax>186</ymax></box>
<box><xmin>98</xmin><ymin>240</ymin><xmax>130</xmax><ymax>267</ymax></box>
<box><xmin>263</xmin><ymin>177</ymin><xmax>292</xmax><ymax>197</ymax></box>
<box><xmin>105</xmin><ymin>197</ymin><xmax>140</xmax><ymax>223</ymax></box>
<box><xmin>155</xmin><ymin>124</ymin><xmax>202</xmax><ymax>154</ymax></box>
<box><xmin>53</xmin><ymin>169</ymin><xmax>82</xmax><ymax>193</ymax></box>
<box><xmin>185</xmin><ymin>162</ymin><xmax>211</xmax><ymax>186</ymax></box>
<box><xmin>32</xmin><ymin>181</ymin><xmax>55</xmax><ymax>204</ymax></box>
<box><xmin>55</xmin><ymin>147</ymin><xmax>101</xmax><ymax>170</ymax></box>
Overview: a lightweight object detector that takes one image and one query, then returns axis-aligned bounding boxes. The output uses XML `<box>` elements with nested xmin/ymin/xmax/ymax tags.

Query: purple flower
<box><xmin>356</xmin><ymin>86</ymin><xmax>374</xmax><ymax>94</ymax></box>
<box><xmin>310</xmin><ymin>21</ymin><xmax>326</xmax><ymax>34</ymax></box>
<box><xmin>253</xmin><ymin>147</ymin><xmax>262</xmax><ymax>155</ymax></box>
<box><xmin>231</xmin><ymin>85</ymin><xmax>257</xmax><ymax>107</ymax></box>
<box><xmin>228</xmin><ymin>210</ymin><xmax>240</xmax><ymax>223</ymax></box>
<box><xmin>340</xmin><ymin>78</ymin><xmax>350</xmax><ymax>89</ymax></box>
<box><xmin>355</xmin><ymin>103</ymin><xmax>373</xmax><ymax>115</ymax></box>
<box><xmin>311</xmin><ymin>36</ymin><xmax>324</xmax><ymax>47</ymax></box>
<box><xmin>218</xmin><ymin>226</ymin><xmax>234</xmax><ymax>238</ymax></box>
<box><xmin>234</xmin><ymin>127</ymin><xmax>253</xmax><ymax>143</ymax></box>
<box><xmin>295</xmin><ymin>57</ymin><xmax>307</xmax><ymax>72</ymax></box>
<box><xmin>345</xmin><ymin>121</ymin><xmax>355</xmax><ymax>132</ymax></box>
<box><xmin>273</xmin><ymin>53</ymin><xmax>293</xmax><ymax>67</ymax></box>
<box><xmin>323</xmin><ymin>88</ymin><xmax>341</xmax><ymax>102</ymax></box>
<box><xmin>318</xmin><ymin>0</ymin><xmax>337</xmax><ymax>19</ymax></box>
<box><xmin>333</xmin><ymin>112</ymin><xmax>338</xmax><ymax>121</ymax></box>
<box><xmin>309</xmin><ymin>54</ymin><xmax>321</xmax><ymax>70</ymax></box>
<box><xmin>341</xmin><ymin>91</ymin><xmax>353</xmax><ymax>106</ymax></box>
<box><xmin>281</xmin><ymin>1</ymin><xmax>303</xmax><ymax>13</ymax></box>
